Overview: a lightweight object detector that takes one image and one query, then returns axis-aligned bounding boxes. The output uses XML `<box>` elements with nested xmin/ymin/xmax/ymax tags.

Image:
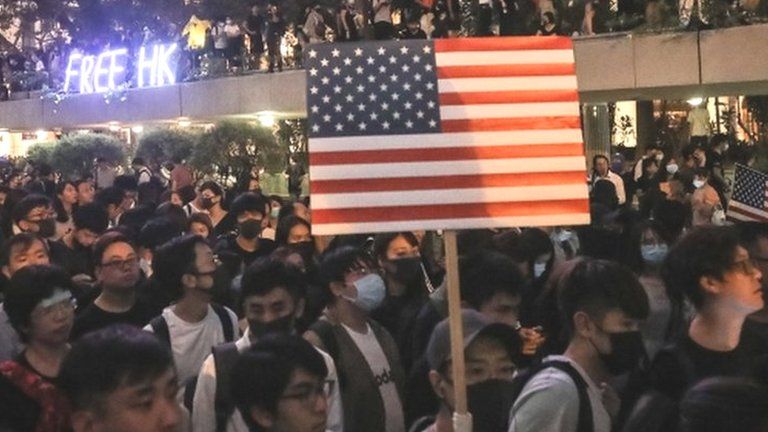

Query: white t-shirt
<box><xmin>508</xmin><ymin>355</ymin><xmax>611</xmax><ymax>432</ymax></box>
<box><xmin>144</xmin><ymin>304</ymin><xmax>239</xmax><ymax>385</ymax></box>
<box><xmin>342</xmin><ymin>323</ymin><xmax>405</xmax><ymax>432</ymax></box>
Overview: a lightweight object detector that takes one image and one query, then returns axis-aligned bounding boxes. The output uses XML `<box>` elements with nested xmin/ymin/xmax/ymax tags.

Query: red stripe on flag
<box><xmin>434</xmin><ymin>37</ymin><xmax>573</xmax><ymax>52</ymax></box>
<box><xmin>442</xmin><ymin>116</ymin><xmax>581</xmax><ymax>132</ymax></box>
<box><xmin>439</xmin><ymin>90</ymin><xmax>579</xmax><ymax>105</ymax></box>
<box><xmin>313</xmin><ymin>199</ymin><xmax>589</xmax><ymax>224</ymax></box>
<box><xmin>437</xmin><ymin>63</ymin><xmax>576</xmax><ymax>79</ymax></box>
<box><xmin>729</xmin><ymin>205</ymin><xmax>768</xmax><ymax>223</ymax></box>
<box><xmin>310</xmin><ymin>143</ymin><xmax>584</xmax><ymax>165</ymax></box>
<box><xmin>311</xmin><ymin>171</ymin><xmax>588</xmax><ymax>194</ymax></box>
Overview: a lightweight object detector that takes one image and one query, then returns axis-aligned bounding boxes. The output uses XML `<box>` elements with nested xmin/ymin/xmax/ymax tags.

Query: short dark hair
<box><xmin>188</xmin><ymin>212</ymin><xmax>214</xmax><ymax>237</ymax></box>
<box><xmin>241</xmin><ymin>257</ymin><xmax>307</xmax><ymax>307</ymax></box>
<box><xmin>593</xmin><ymin>154</ymin><xmax>609</xmax><ymax>167</ymax></box>
<box><xmin>138</xmin><ymin>217</ymin><xmax>184</xmax><ymax>250</ymax></box>
<box><xmin>275</xmin><ymin>215</ymin><xmax>312</xmax><ymax>246</ymax></box>
<box><xmin>372</xmin><ymin>232</ymin><xmax>418</xmax><ymax>259</ymax></box>
<box><xmin>153</xmin><ymin>203</ymin><xmax>187</xmax><ymax>233</ymax></box>
<box><xmin>230</xmin><ymin>192</ymin><xmax>268</xmax><ymax>218</ymax></box>
<box><xmin>12</xmin><ymin>194</ymin><xmax>51</xmax><ymax>224</ymax></box>
<box><xmin>199</xmin><ymin>181</ymin><xmax>224</xmax><ymax>197</ymax></box>
<box><xmin>59</xmin><ymin>324</ymin><xmax>175</xmax><ymax>412</ymax></box>
<box><xmin>152</xmin><ymin>234</ymin><xmax>208</xmax><ymax>300</ymax></box>
<box><xmin>177</xmin><ymin>184</ymin><xmax>197</xmax><ymax>204</ymax></box>
<box><xmin>662</xmin><ymin>226</ymin><xmax>741</xmax><ymax>309</ymax></box>
<box><xmin>558</xmin><ymin>259</ymin><xmax>649</xmax><ymax>338</ymax></box>
<box><xmin>114</xmin><ymin>175</ymin><xmax>138</xmax><ymax>192</ymax></box>
<box><xmin>131</xmin><ymin>157</ymin><xmax>145</xmax><ymax>166</ymax></box>
<box><xmin>736</xmin><ymin>222</ymin><xmax>768</xmax><ymax>253</ymax></box>
<box><xmin>73</xmin><ymin>204</ymin><xmax>109</xmax><ymax>234</ymax></box>
<box><xmin>679</xmin><ymin>377</ymin><xmax>768</xmax><ymax>432</ymax></box>
<box><xmin>231</xmin><ymin>335</ymin><xmax>327</xmax><ymax>428</ymax></box>
<box><xmin>0</xmin><ymin>232</ymin><xmax>48</xmax><ymax>266</ymax></box>
<box><xmin>460</xmin><ymin>251</ymin><xmax>525</xmax><ymax>309</ymax></box>
<box><xmin>318</xmin><ymin>246</ymin><xmax>375</xmax><ymax>306</ymax></box>
<box><xmin>93</xmin><ymin>231</ymin><xmax>134</xmax><ymax>266</ymax></box>
<box><xmin>4</xmin><ymin>265</ymin><xmax>73</xmax><ymax>342</ymax></box>
<box><xmin>94</xmin><ymin>186</ymin><xmax>125</xmax><ymax>208</ymax></box>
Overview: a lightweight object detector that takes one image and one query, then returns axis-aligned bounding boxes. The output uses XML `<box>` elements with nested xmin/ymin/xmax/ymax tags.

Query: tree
<box><xmin>29</xmin><ymin>133</ymin><xmax>126</xmax><ymax>179</ymax></box>
<box><xmin>136</xmin><ymin>128</ymin><xmax>198</xmax><ymax>167</ymax></box>
<box><xmin>190</xmin><ymin>120</ymin><xmax>287</xmax><ymax>188</ymax></box>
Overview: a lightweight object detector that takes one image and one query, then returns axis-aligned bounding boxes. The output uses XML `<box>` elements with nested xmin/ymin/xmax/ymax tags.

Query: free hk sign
<box><xmin>63</xmin><ymin>43</ymin><xmax>179</xmax><ymax>94</ymax></box>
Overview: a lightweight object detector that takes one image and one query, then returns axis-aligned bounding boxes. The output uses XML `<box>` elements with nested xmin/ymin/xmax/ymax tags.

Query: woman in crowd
<box><xmin>53</xmin><ymin>181</ymin><xmax>78</xmax><ymax>240</ymax></box>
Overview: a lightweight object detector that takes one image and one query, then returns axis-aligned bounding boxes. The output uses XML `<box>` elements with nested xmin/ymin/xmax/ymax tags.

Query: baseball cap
<box><xmin>426</xmin><ymin>309</ymin><xmax>521</xmax><ymax>371</ymax></box>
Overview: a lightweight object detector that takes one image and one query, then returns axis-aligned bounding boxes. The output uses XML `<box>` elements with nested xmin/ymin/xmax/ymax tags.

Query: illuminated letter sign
<box><xmin>63</xmin><ymin>43</ymin><xmax>178</xmax><ymax>94</ymax></box>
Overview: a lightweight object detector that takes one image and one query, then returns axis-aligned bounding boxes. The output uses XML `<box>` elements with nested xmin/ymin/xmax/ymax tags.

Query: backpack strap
<box><xmin>546</xmin><ymin>361</ymin><xmax>594</xmax><ymax>432</ymax></box>
<box><xmin>149</xmin><ymin>315</ymin><xmax>171</xmax><ymax>347</ymax></box>
<box><xmin>309</xmin><ymin>319</ymin><xmax>344</xmax><ymax>387</ymax></box>
<box><xmin>211</xmin><ymin>304</ymin><xmax>236</xmax><ymax>342</ymax></box>
<box><xmin>213</xmin><ymin>342</ymin><xmax>240</xmax><ymax>432</ymax></box>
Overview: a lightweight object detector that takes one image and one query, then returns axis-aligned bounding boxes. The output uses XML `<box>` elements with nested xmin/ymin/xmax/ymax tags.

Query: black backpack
<box><xmin>509</xmin><ymin>360</ymin><xmax>594</xmax><ymax>432</ymax></box>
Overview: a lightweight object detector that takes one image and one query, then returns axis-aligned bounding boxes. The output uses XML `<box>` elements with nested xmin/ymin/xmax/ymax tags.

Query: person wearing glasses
<box><xmin>231</xmin><ymin>335</ymin><xmax>331</xmax><ymax>432</ymax></box>
<box><xmin>624</xmin><ymin>226</ymin><xmax>766</xmax><ymax>431</ymax></box>
<box><xmin>71</xmin><ymin>231</ymin><xmax>154</xmax><ymax>339</ymax></box>
<box><xmin>0</xmin><ymin>265</ymin><xmax>76</xmax><ymax>431</ymax></box>
<box><xmin>145</xmin><ymin>234</ymin><xmax>239</xmax><ymax>386</ymax></box>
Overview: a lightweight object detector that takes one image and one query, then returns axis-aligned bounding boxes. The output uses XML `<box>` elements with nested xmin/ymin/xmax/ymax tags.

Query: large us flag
<box><xmin>728</xmin><ymin>164</ymin><xmax>768</xmax><ymax>222</ymax></box>
<box><xmin>305</xmin><ymin>36</ymin><xmax>589</xmax><ymax>235</ymax></box>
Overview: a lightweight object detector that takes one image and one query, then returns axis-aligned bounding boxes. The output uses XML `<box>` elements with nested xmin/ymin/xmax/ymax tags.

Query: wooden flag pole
<box><xmin>443</xmin><ymin>230</ymin><xmax>467</xmax><ymax>415</ymax></box>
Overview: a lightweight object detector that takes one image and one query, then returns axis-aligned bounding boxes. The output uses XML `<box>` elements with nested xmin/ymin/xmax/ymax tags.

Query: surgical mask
<box><xmin>533</xmin><ymin>262</ymin><xmax>547</xmax><ymax>279</ymax></box>
<box><xmin>250</xmin><ymin>314</ymin><xmax>295</xmax><ymax>338</ymax></box>
<box><xmin>388</xmin><ymin>257</ymin><xmax>423</xmax><ymax>286</ymax></box>
<box><xmin>36</xmin><ymin>218</ymin><xmax>56</xmax><ymax>238</ymax></box>
<box><xmin>270</xmin><ymin>207</ymin><xmax>281</xmax><ymax>219</ymax></box>
<box><xmin>693</xmin><ymin>179</ymin><xmax>706</xmax><ymax>189</ymax></box>
<box><xmin>655</xmin><ymin>153</ymin><xmax>664</xmax><ymax>161</ymax></box>
<box><xmin>344</xmin><ymin>274</ymin><xmax>386</xmax><ymax>312</ymax></box>
<box><xmin>139</xmin><ymin>258</ymin><xmax>152</xmax><ymax>276</ymax></box>
<box><xmin>594</xmin><ymin>329</ymin><xmax>647</xmax><ymax>375</ymax></box>
<box><xmin>666</xmin><ymin>163</ymin><xmax>679</xmax><ymax>174</ymax></box>
<box><xmin>238</xmin><ymin>219</ymin><xmax>262</xmax><ymax>240</ymax></box>
<box><xmin>200</xmin><ymin>197</ymin><xmax>214</xmax><ymax>209</ymax></box>
<box><xmin>641</xmin><ymin>244</ymin><xmax>667</xmax><ymax>264</ymax></box>
<box><xmin>712</xmin><ymin>206</ymin><xmax>726</xmax><ymax>225</ymax></box>
<box><xmin>555</xmin><ymin>229</ymin><xmax>574</xmax><ymax>243</ymax></box>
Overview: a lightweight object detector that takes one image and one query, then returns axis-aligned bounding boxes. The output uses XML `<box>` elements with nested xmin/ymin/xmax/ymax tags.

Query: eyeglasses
<box><xmin>34</xmin><ymin>297</ymin><xmax>77</xmax><ymax>319</ymax></box>
<box><xmin>280</xmin><ymin>380</ymin><xmax>334</xmax><ymax>408</ymax></box>
<box><xmin>100</xmin><ymin>257</ymin><xmax>139</xmax><ymax>270</ymax></box>
<box><xmin>731</xmin><ymin>259</ymin><xmax>759</xmax><ymax>276</ymax></box>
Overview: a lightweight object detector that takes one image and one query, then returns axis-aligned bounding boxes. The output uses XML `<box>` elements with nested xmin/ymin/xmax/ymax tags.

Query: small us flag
<box><xmin>305</xmin><ymin>37</ymin><xmax>589</xmax><ymax>235</ymax></box>
<box><xmin>728</xmin><ymin>164</ymin><xmax>768</xmax><ymax>222</ymax></box>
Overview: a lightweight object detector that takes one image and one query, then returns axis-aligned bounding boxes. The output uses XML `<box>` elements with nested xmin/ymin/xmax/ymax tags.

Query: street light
<box><xmin>35</xmin><ymin>130</ymin><xmax>48</xmax><ymax>141</ymax></box>
<box><xmin>178</xmin><ymin>118</ymin><xmax>192</xmax><ymax>128</ymax></box>
<box><xmin>257</xmin><ymin>113</ymin><xmax>275</xmax><ymax>128</ymax></box>
<box><xmin>687</xmin><ymin>97</ymin><xmax>704</xmax><ymax>106</ymax></box>
<box><xmin>131</xmin><ymin>125</ymin><xmax>144</xmax><ymax>133</ymax></box>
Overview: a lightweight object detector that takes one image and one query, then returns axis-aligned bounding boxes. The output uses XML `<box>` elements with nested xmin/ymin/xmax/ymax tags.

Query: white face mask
<box><xmin>655</xmin><ymin>153</ymin><xmax>664</xmax><ymax>161</ymax></box>
<box><xmin>666</xmin><ymin>164</ymin><xmax>679</xmax><ymax>174</ymax></box>
<box><xmin>533</xmin><ymin>262</ymin><xmax>547</xmax><ymax>279</ymax></box>
<box><xmin>693</xmin><ymin>179</ymin><xmax>706</xmax><ymax>189</ymax></box>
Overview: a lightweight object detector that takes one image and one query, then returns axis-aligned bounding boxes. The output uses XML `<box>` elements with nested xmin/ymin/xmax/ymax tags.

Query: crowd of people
<box><xmin>4</xmin><ymin>0</ymin><xmax>767</xmax><ymax>99</ymax></box>
<box><xmin>0</xmin><ymin>130</ymin><xmax>767</xmax><ymax>432</ymax></box>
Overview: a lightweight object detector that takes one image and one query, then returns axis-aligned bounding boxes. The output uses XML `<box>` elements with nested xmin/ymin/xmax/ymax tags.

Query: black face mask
<box><xmin>594</xmin><ymin>329</ymin><xmax>647</xmax><ymax>375</ymax></box>
<box><xmin>35</xmin><ymin>218</ymin><xmax>56</xmax><ymax>238</ymax></box>
<box><xmin>238</xmin><ymin>219</ymin><xmax>262</xmax><ymax>240</ymax></box>
<box><xmin>200</xmin><ymin>197</ymin><xmax>215</xmax><ymax>209</ymax></box>
<box><xmin>388</xmin><ymin>257</ymin><xmax>423</xmax><ymax>286</ymax></box>
<box><xmin>249</xmin><ymin>314</ymin><xmax>294</xmax><ymax>338</ymax></box>
<box><xmin>288</xmin><ymin>241</ymin><xmax>315</xmax><ymax>264</ymax></box>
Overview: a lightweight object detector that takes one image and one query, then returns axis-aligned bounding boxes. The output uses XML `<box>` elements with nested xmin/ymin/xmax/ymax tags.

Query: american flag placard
<box><xmin>728</xmin><ymin>164</ymin><xmax>768</xmax><ymax>222</ymax></box>
<box><xmin>305</xmin><ymin>36</ymin><xmax>589</xmax><ymax>235</ymax></box>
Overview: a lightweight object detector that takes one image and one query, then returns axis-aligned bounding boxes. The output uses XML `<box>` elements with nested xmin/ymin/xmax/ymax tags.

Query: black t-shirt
<box><xmin>739</xmin><ymin>318</ymin><xmax>768</xmax><ymax>356</ymax></box>
<box><xmin>56</xmin><ymin>239</ymin><xmax>93</xmax><ymax>277</ymax></box>
<box><xmin>212</xmin><ymin>213</ymin><xmax>237</xmax><ymax>238</ymax></box>
<box><xmin>215</xmin><ymin>234</ymin><xmax>276</xmax><ymax>274</ymax></box>
<box><xmin>246</xmin><ymin>15</ymin><xmax>265</xmax><ymax>39</ymax></box>
<box><xmin>649</xmin><ymin>333</ymin><xmax>766</xmax><ymax>401</ymax></box>
<box><xmin>71</xmin><ymin>297</ymin><xmax>155</xmax><ymax>340</ymax></box>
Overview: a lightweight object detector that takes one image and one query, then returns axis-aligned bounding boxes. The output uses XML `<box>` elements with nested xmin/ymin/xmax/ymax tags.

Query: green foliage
<box><xmin>136</xmin><ymin>129</ymin><xmax>198</xmax><ymax>166</ymax></box>
<box><xmin>190</xmin><ymin>120</ymin><xmax>286</xmax><ymax>187</ymax></box>
<box><xmin>273</xmin><ymin>119</ymin><xmax>307</xmax><ymax>173</ymax></box>
<box><xmin>32</xmin><ymin>133</ymin><xmax>126</xmax><ymax>179</ymax></box>
<box><xmin>26</xmin><ymin>141</ymin><xmax>56</xmax><ymax>167</ymax></box>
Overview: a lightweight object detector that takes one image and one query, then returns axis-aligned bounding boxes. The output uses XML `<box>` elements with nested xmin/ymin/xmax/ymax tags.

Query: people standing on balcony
<box><xmin>266</xmin><ymin>5</ymin><xmax>286</xmax><ymax>73</ymax></box>
<box><xmin>212</xmin><ymin>19</ymin><xmax>229</xmax><ymax>59</ymax></box>
<box><xmin>225</xmin><ymin>17</ymin><xmax>244</xmax><ymax>69</ymax></box>
<box><xmin>245</xmin><ymin>5</ymin><xmax>266</xmax><ymax>71</ymax></box>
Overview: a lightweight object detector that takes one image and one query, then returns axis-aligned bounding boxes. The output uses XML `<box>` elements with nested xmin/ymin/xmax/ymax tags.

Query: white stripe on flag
<box><xmin>308</xmin><ymin>156</ymin><xmax>587</xmax><ymax>180</ymax></box>
<box><xmin>309</xmin><ymin>129</ymin><xmax>584</xmax><ymax>152</ymax></box>
<box><xmin>440</xmin><ymin>102</ymin><xmax>581</xmax><ymax>120</ymax></box>
<box><xmin>438</xmin><ymin>76</ymin><xmax>577</xmax><ymax>93</ymax></box>
<box><xmin>728</xmin><ymin>201</ymin><xmax>768</xmax><ymax>221</ymax></box>
<box><xmin>312</xmin><ymin>213</ymin><xmax>591</xmax><ymax>236</ymax></box>
<box><xmin>435</xmin><ymin>50</ymin><xmax>575</xmax><ymax>66</ymax></box>
<box><xmin>311</xmin><ymin>184</ymin><xmax>589</xmax><ymax>209</ymax></box>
